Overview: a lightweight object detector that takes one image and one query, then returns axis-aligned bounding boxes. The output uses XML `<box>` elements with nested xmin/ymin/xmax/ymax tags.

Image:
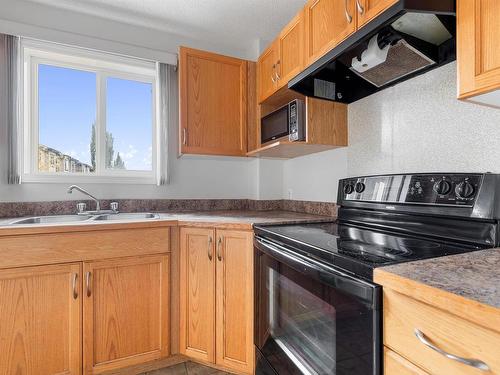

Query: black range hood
<box><xmin>288</xmin><ymin>0</ymin><xmax>456</xmax><ymax>104</ymax></box>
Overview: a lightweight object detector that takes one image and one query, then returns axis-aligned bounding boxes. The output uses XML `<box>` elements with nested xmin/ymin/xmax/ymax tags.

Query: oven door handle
<box><xmin>255</xmin><ymin>236</ymin><xmax>381</xmax><ymax>308</ymax></box>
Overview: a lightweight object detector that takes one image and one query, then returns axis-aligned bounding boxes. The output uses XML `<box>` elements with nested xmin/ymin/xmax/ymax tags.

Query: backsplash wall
<box><xmin>283</xmin><ymin>62</ymin><xmax>500</xmax><ymax>202</ymax></box>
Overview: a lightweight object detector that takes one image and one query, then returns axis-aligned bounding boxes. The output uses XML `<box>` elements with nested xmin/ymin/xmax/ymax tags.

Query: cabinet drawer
<box><xmin>384</xmin><ymin>347</ymin><xmax>429</xmax><ymax>375</ymax></box>
<box><xmin>384</xmin><ymin>289</ymin><xmax>500</xmax><ymax>375</ymax></box>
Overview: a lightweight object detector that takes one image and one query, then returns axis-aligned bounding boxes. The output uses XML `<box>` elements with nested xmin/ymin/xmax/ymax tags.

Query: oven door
<box><xmin>254</xmin><ymin>236</ymin><xmax>382</xmax><ymax>375</ymax></box>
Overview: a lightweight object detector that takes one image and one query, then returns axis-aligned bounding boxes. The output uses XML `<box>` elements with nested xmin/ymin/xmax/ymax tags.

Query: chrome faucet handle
<box><xmin>76</xmin><ymin>202</ymin><xmax>87</xmax><ymax>214</ymax></box>
<box><xmin>110</xmin><ymin>202</ymin><xmax>119</xmax><ymax>213</ymax></box>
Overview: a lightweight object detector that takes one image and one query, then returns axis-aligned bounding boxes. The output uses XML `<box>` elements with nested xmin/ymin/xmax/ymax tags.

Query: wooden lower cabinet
<box><xmin>180</xmin><ymin>227</ymin><xmax>254</xmax><ymax>374</ymax></box>
<box><xmin>0</xmin><ymin>263</ymin><xmax>82</xmax><ymax>375</ymax></box>
<box><xmin>384</xmin><ymin>348</ymin><xmax>429</xmax><ymax>375</ymax></box>
<box><xmin>179</xmin><ymin>227</ymin><xmax>216</xmax><ymax>363</ymax></box>
<box><xmin>383</xmin><ymin>288</ymin><xmax>500</xmax><ymax>375</ymax></box>
<box><xmin>83</xmin><ymin>255</ymin><xmax>170</xmax><ymax>374</ymax></box>
<box><xmin>215</xmin><ymin>230</ymin><xmax>254</xmax><ymax>374</ymax></box>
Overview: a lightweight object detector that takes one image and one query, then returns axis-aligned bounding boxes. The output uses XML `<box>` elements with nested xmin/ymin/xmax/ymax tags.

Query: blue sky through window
<box><xmin>106</xmin><ymin>77</ymin><xmax>153</xmax><ymax>171</ymax></box>
<box><xmin>38</xmin><ymin>64</ymin><xmax>95</xmax><ymax>166</ymax></box>
<box><xmin>38</xmin><ymin>64</ymin><xmax>153</xmax><ymax>172</ymax></box>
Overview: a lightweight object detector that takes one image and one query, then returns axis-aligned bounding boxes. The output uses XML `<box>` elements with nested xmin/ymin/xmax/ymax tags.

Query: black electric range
<box><xmin>254</xmin><ymin>220</ymin><xmax>488</xmax><ymax>281</ymax></box>
<box><xmin>254</xmin><ymin>173</ymin><xmax>500</xmax><ymax>375</ymax></box>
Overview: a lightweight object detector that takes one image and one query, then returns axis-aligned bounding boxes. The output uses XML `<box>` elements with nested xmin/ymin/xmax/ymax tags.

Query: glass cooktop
<box><xmin>254</xmin><ymin>221</ymin><xmax>485</xmax><ymax>280</ymax></box>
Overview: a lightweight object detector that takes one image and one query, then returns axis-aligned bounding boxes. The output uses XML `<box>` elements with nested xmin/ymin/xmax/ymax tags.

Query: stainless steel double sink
<box><xmin>8</xmin><ymin>212</ymin><xmax>160</xmax><ymax>226</ymax></box>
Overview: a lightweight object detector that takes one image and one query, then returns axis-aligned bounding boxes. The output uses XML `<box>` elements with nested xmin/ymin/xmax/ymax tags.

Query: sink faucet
<box><xmin>67</xmin><ymin>185</ymin><xmax>101</xmax><ymax>212</ymax></box>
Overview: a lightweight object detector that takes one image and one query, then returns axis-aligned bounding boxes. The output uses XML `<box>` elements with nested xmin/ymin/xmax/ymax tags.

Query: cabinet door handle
<box><xmin>344</xmin><ymin>0</ymin><xmax>353</xmax><ymax>23</ymax></box>
<box><xmin>414</xmin><ymin>329</ymin><xmax>490</xmax><ymax>371</ymax></box>
<box><xmin>271</xmin><ymin>64</ymin><xmax>276</xmax><ymax>83</ymax></box>
<box><xmin>217</xmin><ymin>237</ymin><xmax>223</xmax><ymax>261</ymax></box>
<box><xmin>356</xmin><ymin>0</ymin><xmax>364</xmax><ymax>15</ymax></box>
<box><xmin>85</xmin><ymin>271</ymin><xmax>92</xmax><ymax>297</ymax></box>
<box><xmin>208</xmin><ymin>236</ymin><xmax>213</xmax><ymax>261</ymax></box>
<box><xmin>182</xmin><ymin>128</ymin><xmax>187</xmax><ymax>145</ymax></box>
<box><xmin>72</xmin><ymin>273</ymin><xmax>78</xmax><ymax>300</ymax></box>
<box><xmin>275</xmin><ymin>60</ymin><xmax>281</xmax><ymax>80</ymax></box>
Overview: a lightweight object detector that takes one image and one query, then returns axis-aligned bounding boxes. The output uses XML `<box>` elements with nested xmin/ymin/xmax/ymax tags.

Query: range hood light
<box><xmin>351</xmin><ymin>34</ymin><xmax>390</xmax><ymax>73</ymax></box>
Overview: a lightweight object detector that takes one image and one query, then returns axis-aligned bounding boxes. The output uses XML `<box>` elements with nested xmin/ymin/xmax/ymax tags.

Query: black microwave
<box><xmin>261</xmin><ymin>99</ymin><xmax>305</xmax><ymax>144</ymax></box>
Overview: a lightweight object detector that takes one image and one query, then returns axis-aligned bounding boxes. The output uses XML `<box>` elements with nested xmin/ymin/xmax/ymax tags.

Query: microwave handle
<box><xmin>255</xmin><ymin>236</ymin><xmax>380</xmax><ymax>308</ymax></box>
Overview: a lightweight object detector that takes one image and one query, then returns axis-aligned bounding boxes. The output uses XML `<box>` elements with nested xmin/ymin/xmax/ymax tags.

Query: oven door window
<box><xmin>256</xmin><ymin>252</ymin><xmax>378</xmax><ymax>375</ymax></box>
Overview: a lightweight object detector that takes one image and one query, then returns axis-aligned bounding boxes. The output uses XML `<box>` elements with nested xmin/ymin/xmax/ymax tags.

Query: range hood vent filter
<box><xmin>351</xmin><ymin>38</ymin><xmax>436</xmax><ymax>88</ymax></box>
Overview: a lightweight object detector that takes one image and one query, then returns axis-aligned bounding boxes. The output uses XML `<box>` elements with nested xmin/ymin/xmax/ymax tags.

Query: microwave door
<box><xmin>261</xmin><ymin>104</ymin><xmax>289</xmax><ymax>144</ymax></box>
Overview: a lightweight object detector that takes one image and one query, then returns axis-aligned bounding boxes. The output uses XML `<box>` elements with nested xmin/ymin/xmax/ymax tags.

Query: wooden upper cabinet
<box><xmin>258</xmin><ymin>11</ymin><xmax>305</xmax><ymax>102</ymax></box>
<box><xmin>276</xmin><ymin>10</ymin><xmax>305</xmax><ymax>90</ymax></box>
<box><xmin>458</xmin><ymin>0</ymin><xmax>500</xmax><ymax>106</ymax></box>
<box><xmin>258</xmin><ymin>41</ymin><xmax>279</xmax><ymax>103</ymax></box>
<box><xmin>0</xmin><ymin>263</ymin><xmax>81</xmax><ymax>375</ymax></box>
<box><xmin>304</xmin><ymin>0</ymin><xmax>357</xmax><ymax>66</ymax></box>
<box><xmin>83</xmin><ymin>255</ymin><xmax>170</xmax><ymax>374</ymax></box>
<box><xmin>215</xmin><ymin>230</ymin><xmax>254</xmax><ymax>374</ymax></box>
<box><xmin>179</xmin><ymin>227</ymin><xmax>216</xmax><ymax>363</ymax></box>
<box><xmin>357</xmin><ymin>0</ymin><xmax>398</xmax><ymax>27</ymax></box>
<box><xmin>179</xmin><ymin>47</ymin><xmax>248</xmax><ymax>156</ymax></box>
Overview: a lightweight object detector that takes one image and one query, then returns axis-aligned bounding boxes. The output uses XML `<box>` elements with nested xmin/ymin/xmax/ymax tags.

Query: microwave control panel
<box><xmin>288</xmin><ymin>100</ymin><xmax>305</xmax><ymax>142</ymax></box>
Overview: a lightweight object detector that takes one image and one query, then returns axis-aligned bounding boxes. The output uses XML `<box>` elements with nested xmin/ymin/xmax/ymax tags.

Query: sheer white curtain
<box><xmin>156</xmin><ymin>62</ymin><xmax>177</xmax><ymax>186</ymax></box>
<box><xmin>3</xmin><ymin>34</ymin><xmax>21</xmax><ymax>184</ymax></box>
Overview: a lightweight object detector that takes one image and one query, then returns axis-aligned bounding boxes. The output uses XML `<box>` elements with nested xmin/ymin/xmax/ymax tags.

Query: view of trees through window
<box><xmin>38</xmin><ymin>124</ymin><xmax>125</xmax><ymax>174</ymax></box>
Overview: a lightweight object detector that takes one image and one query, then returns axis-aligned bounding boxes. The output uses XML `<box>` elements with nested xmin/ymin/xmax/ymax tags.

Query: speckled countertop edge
<box><xmin>0</xmin><ymin>210</ymin><xmax>334</xmax><ymax>230</ymax></box>
<box><xmin>379</xmin><ymin>248</ymin><xmax>500</xmax><ymax>309</ymax></box>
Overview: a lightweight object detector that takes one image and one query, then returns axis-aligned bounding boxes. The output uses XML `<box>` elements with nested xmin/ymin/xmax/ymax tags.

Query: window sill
<box><xmin>21</xmin><ymin>174</ymin><xmax>158</xmax><ymax>185</ymax></box>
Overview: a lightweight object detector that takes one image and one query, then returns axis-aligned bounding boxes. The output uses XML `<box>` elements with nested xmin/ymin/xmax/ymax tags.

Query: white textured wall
<box><xmin>282</xmin><ymin>148</ymin><xmax>347</xmax><ymax>202</ymax></box>
<box><xmin>282</xmin><ymin>62</ymin><xmax>500</xmax><ymax>202</ymax></box>
<box><xmin>347</xmin><ymin>62</ymin><xmax>500</xmax><ymax>175</ymax></box>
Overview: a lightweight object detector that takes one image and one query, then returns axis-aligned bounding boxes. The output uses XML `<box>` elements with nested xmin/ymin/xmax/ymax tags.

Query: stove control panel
<box><xmin>341</xmin><ymin>174</ymin><xmax>483</xmax><ymax>206</ymax></box>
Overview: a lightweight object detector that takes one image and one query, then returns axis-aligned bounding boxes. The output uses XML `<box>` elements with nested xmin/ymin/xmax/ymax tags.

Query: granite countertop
<box><xmin>169</xmin><ymin>210</ymin><xmax>333</xmax><ymax>226</ymax></box>
<box><xmin>0</xmin><ymin>210</ymin><xmax>333</xmax><ymax>233</ymax></box>
<box><xmin>379</xmin><ymin>248</ymin><xmax>500</xmax><ymax>309</ymax></box>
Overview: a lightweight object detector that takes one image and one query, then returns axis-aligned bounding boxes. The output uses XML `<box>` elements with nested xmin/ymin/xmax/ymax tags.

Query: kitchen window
<box><xmin>21</xmin><ymin>39</ymin><xmax>161</xmax><ymax>184</ymax></box>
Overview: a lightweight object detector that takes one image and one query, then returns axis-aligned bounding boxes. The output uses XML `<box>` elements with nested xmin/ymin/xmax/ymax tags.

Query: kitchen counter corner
<box><xmin>374</xmin><ymin>248</ymin><xmax>500</xmax><ymax>332</ymax></box>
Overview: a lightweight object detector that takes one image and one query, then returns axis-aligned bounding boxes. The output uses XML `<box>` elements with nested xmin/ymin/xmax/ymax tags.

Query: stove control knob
<box><xmin>344</xmin><ymin>183</ymin><xmax>355</xmax><ymax>195</ymax></box>
<box><xmin>433</xmin><ymin>179</ymin><xmax>452</xmax><ymax>195</ymax></box>
<box><xmin>456</xmin><ymin>180</ymin><xmax>475</xmax><ymax>199</ymax></box>
<box><xmin>355</xmin><ymin>182</ymin><xmax>366</xmax><ymax>193</ymax></box>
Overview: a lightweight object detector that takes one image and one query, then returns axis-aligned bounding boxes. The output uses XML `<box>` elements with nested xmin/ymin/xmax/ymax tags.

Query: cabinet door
<box><xmin>215</xmin><ymin>230</ymin><xmax>254</xmax><ymax>374</ymax></box>
<box><xmin>384</xmin><ymin>348</ymin><xmax>430</xmax><ymax>375</ymax></box>
<box><xmin>458</xmin><ymin>0</ymin><xmax>500</xmax><ymax>103</ymax></box>
<box><xmin>179</xmin><ymin>47</ymin><xmax>248</xmax><ymax>156</ymax></box>
<box><xmin>83</xmin><ymin>255</ymin><xmax>169</xmax><ymax>374</ymax></box>
<box><xmin>0</xmin><ymin>263</ymin><xmax>81</xmax><ymax>375</ymax></box>
<box><xmin>277</xmin><ymin>10</ymin><xmax>305</xmax><ymax>89</ymax></box>
<box><xmin>258</xmin><ymin>41</ymin><xmax>279</xmax><ymax>103</ymax></box>
<box><xmin>357</xmin><ymin>0</ymin><xmax>398</xmax><ymax>27</ymax></box>
<box><xmin>179</xmin><ymin>227</ymin><xmax>216</xmax><ymax>363</ymax></box>
<box><xmin>305</xmin><ymin>0</ymin><xmax>357</xmax><ymax>66</ymax></box>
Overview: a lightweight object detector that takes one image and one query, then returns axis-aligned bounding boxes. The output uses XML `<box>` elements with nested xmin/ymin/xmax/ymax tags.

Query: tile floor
<box><xmin>142</xmin><ymin>361</ymin><xmax>232</xmax><ymax>375</ymax></box>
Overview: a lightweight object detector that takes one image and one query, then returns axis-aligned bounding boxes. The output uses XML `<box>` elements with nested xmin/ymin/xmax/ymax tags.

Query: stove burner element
<box><xmin>339</xmin><ymin>240</ymin><xmax>413</xmax><ymax>260</ymax></box>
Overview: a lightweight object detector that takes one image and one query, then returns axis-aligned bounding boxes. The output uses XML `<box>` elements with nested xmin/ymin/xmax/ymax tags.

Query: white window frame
<box><xmin>21</xmin><ymin>39</ymin><xmax>159</xmax><ymax>184</ymax></box>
